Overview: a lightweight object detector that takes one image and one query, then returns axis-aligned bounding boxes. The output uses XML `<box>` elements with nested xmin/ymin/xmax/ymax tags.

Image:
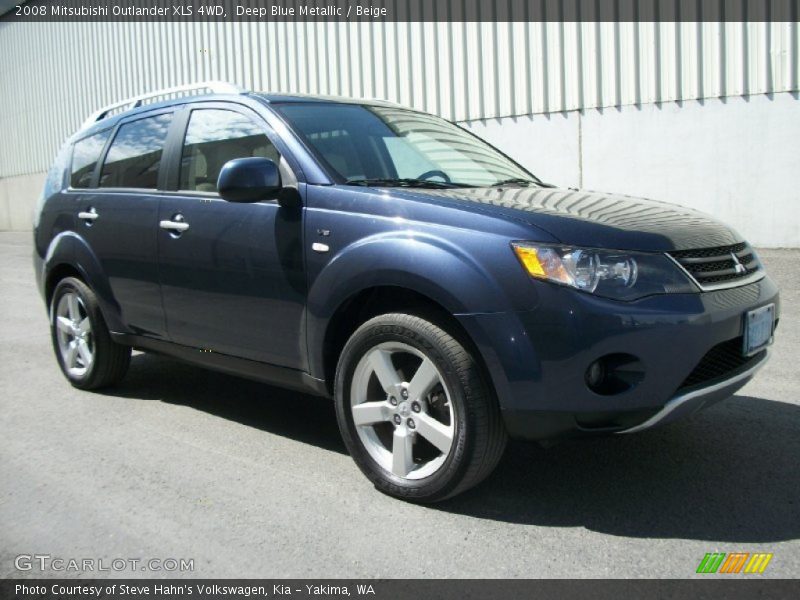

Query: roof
<box><xmin>77</xmin><ymin>87</ymin><xmax>408</xmax><ymax>137</ymax></box>
<box><xmin>255</xmin><ymin>92</ymin><xmax>403</xmax><ymax>109</ymax></box>
<box><xmin>76</xmin><ymin>92</ymin><xmax>249</xmax><ymax>138</ymax></box>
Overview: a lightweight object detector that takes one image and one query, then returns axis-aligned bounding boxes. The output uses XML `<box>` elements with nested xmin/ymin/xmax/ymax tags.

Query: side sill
<box><xmin>111</xmin><ymin>333</ymin><xmax>330</xmax><ymax>398</ymax></box>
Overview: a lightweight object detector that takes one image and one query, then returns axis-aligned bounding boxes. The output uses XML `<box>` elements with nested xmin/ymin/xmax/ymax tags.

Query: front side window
<box><xmin>70</xmin><ymin>129</ymin><xmax>111</xmax><ymax>188</ymax></box>
<box><xmin>275</xmin><ymin>103</ymin><xmax>534</xmax><ymax>187</ymax></box>
<box><xmin>99</xmin><ymin>113</ymin><xmax>173</xmax><ymax>189</ymax></box>
<box><xmin>179</xmin><ymin>109</ymin><xmax>279</xmax><ymax>193</ymax></box>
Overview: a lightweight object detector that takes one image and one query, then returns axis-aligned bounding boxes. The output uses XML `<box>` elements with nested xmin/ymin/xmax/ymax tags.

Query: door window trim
<box><xmin>66</xmin><ymin>127</ymin><xmax>115</xmax><ymax>192</ymax></box>
<box><xmin>95</xmin><ymin>108</ymin><xmax>177</xmax><ymax>192</ymax></box>
<box><xmin>64</xmin><ymin>99</ymin><xmax>304</xmax><ymax>196</ymax></box>
<box><xmin>63</xmin><ymin>107</ymin><xmax>178</xmax><ymax>193</ymax></box>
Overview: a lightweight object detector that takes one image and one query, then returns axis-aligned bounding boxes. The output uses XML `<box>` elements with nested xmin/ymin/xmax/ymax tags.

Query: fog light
<box><xmin>585</xmin><ymin>353</ymin><xmax>645</xmax><ymax>395</ymax></box>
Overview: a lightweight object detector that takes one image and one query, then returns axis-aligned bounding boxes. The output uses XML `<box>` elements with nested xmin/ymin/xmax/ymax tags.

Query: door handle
<box><xmin>159</xmin><ymin>220</ymin><xmax>190</xmax><ymax>232</ymax></box>
<box><xmin>78</xmin><ymin>208</ymin><xmax>98</xmax><ymax>224</ymax></box>
<box><xmin>160</xmin><ymin>214</ymin><xmax>189</xmax><ymax>235</ymax></box>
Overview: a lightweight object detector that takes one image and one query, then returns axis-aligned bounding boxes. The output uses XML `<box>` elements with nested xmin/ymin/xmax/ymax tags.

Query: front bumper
<box><xmin>618</xmin><ymin>349</ymin><xmax>769</xmax><ymax>433</ymax></box>
<box><xmin>457</xmin><ymin>275</ymin><xmax>779</xmax><ymax>441</ymax></box>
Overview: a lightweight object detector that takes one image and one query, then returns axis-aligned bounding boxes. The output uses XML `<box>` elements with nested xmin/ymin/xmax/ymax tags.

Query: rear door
<box><xmin>156</xmin><ymin>104</ymin><xmax>306</xmax><ymax>368</ymax></box>
<box><xmin>70</xmin><ymin>110</ymin><xmax>175</xmax><ymax>338</ymax></box>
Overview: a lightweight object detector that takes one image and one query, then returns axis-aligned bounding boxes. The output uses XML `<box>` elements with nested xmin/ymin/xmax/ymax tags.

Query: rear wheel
<box><xmin>50</xmin><ymin>277</ymin><xmax>131</xmax><ymax>390</ymax></box>
<box><xmin>335</xmin><ymin>313</ymin><xmax>507</xmax><ymax>502</ymax></box>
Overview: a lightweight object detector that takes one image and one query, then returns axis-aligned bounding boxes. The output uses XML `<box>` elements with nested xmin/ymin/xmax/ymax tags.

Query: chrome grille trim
<box><xmin>666</xmin><ymin>242</ymin><xmax>765</xmax><ymax>292</ymax></box>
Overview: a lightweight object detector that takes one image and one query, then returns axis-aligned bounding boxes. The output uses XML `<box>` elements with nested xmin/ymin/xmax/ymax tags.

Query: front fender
<box><xmin>305</xmin><ymin>231</ymin><xmax>516</xmax><ymax>380</ymax></box>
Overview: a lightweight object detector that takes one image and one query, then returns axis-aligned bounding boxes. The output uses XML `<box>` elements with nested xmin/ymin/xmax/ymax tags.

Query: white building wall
<box><xmin>0</xmin><ymin>19</ymin><xmax>798</xmax><ymax>244</ymax></box>
<box><xmin>463</xmin><ymin>92</ymin><xmax>800</xmax><ymax>247</ymax></box>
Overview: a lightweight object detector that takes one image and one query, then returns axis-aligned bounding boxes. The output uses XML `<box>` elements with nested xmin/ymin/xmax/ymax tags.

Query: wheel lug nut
<box><xmin>407</xmin><ymin>418</ymin><xmax>415</xmax><ymax>429</ymax></box>
<box><xmin>393</xmin><ymin>415</ymin><xmax>402</xmax><ymax>425</ymax></box>
<box><xmin>401</xmin><ymin>389</ymin><xmax>409</xmax><ymax>399</ymax></box>
<box><xmin>389</xmin><ymin>396</ymin><xmax>397</xmax><ymax>406</ymax></box>
<box><xmin>411</xmin><ymin>402</ymin><xmax>421</xmax><ymax>413</ymax></box>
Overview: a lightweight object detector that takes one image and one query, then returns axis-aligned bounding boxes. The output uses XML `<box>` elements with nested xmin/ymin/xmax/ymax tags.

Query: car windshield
<box><xmin>274</xmin><ymin>102</ymin><xmax>538</xmax><ymax>188</ymax></box>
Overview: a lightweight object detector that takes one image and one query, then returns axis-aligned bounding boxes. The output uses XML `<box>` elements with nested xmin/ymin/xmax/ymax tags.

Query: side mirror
<box><xmin>217</xmin><ymin>157</ymin><xmax>281</xmax><ymax>203</ymax></box>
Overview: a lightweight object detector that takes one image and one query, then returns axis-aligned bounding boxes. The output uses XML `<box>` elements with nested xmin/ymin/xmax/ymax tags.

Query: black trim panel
<box><xmin>111</xmin><ymin>333</ymin><xmax>329</xmax><ymax>398</ymax></box>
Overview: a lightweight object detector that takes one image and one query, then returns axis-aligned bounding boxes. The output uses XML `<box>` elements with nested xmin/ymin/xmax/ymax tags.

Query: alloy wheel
<box><xmin>350</xmin><ymin>342</ymin><xmax>456</xmax><ymax>480</ymax></box>
<box><xmin>54</xmin><ymin>291</ymin><xmax>94</xmax><ymax>377</ymax></box>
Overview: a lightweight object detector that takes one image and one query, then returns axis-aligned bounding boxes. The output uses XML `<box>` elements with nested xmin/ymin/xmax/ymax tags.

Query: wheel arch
<box><xmin>44</xmin><ymin>263</ymin><xmax>84</xmax><ymax>306</ymax></box>
<box><xmin>41</xmin><ymin>232</ymin><xmax>124</xmax><ymax>331</ymax></box>
<box><xmin>317</xmin><ymin>285</ymin><xmax>493</xmax><ymax>397</ymax></box>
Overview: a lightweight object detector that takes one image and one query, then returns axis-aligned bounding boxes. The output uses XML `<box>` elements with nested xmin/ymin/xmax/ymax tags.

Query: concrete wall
<box><xmin>2</xmin><ymin>92</ymin><xmax>798</xmax><ymax>247</ymax></box>
<box><xmin>463</xmin><ymin>91</ymin><xmax>800</xmax><ymax>248</ymax></box>
<box><xmin>0</xmin><ymin>172</ymin><xmax>45</xmax><ymax>232</ymax></box>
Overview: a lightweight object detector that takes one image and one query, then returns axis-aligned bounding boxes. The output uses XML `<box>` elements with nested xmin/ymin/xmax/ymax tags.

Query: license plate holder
<box><xmin>743</xmin><ymin>304</ymin><xmax>775</xmax><ymax>356</ymax></box>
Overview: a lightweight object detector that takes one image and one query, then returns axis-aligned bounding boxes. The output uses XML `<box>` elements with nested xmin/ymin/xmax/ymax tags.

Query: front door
<box><xmin>157</xmin><ymin>106</ymin><xmax>306</xmax><ymax>368</ymax></box>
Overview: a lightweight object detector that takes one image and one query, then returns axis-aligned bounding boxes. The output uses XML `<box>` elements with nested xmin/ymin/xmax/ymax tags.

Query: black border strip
<box><xmin>4</xmin><ymin>0</ymin><xmax>800</xmax><ymax>22</ymax></box>
<box><xmin>3</xmin><ymin>579</ymin><xmax>800</xmax><ymax>600</ymax></box>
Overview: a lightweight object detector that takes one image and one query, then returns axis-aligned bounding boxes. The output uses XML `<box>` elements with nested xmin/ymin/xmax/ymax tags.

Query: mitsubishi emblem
<box><xmin>731</xmin><ymin>252</ymin><xmax>746</xmax><ymax>275</ymax></box>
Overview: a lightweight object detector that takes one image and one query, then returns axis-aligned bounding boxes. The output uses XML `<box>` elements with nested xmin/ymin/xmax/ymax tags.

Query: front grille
<box><xmin>669</xmin><ymin>242</ymin><xmax>761</xmax><ymax>288</ymax></box>
<box><xmin>678</xmin><ymin>337</ymin><xmax>762</xmax><ymax>390</ymax></box>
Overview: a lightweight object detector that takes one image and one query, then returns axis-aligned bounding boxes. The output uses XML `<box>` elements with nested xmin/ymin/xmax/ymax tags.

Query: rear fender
<box><xmin>42</xmin><ymin>232</ymin><xmax>124</xmax><ymax>332</ymax></box>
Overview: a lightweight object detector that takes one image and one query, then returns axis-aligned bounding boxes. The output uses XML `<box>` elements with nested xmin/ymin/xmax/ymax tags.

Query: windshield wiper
<box><xmin>490</xmin><ymin>177</ymin><xmax>556</xmax><ymax>188</ymax></box>
<box><xmin>345</xmin><ymin>178</ymin><xmax>471</xmax><ymax>189</ymax></box>
<box><xmin>490</xmin><ymin>178</ymin><xmax>536</xmax><ymax>187</ymax></box>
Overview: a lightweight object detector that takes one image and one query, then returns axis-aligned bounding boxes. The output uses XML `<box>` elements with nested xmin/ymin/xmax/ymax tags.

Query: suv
<box><xmin>34</xmin><ymin>82</ymin><xmax>779</xmax><ymax>502</ymax></box>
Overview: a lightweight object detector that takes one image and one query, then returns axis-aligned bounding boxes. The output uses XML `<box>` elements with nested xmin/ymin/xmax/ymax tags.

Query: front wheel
<box><xmin>50</xmin><ymin>277</ymin><xmax>131</xmax><ymax>390</ymax></box>
<box><xmin>335</xmin><ymin>313</ymin><xmax>507</xmax><ymax>502</ymax></box>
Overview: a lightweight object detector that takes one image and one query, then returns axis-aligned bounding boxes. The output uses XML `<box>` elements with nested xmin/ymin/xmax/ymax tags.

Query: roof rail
<box><xmin>361</xmin><ymin>97</ymin><xmax>402</xmax><ymax>105</ymax></box>
<box><xmin>81</xmin><ymin>81</ymin><xmax>245</xmax><ymax>128</ymax></box>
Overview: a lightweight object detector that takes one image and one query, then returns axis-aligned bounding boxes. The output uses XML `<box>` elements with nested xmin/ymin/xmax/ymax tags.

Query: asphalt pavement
<box><xmin>1</xmin><ymin>231</ymin><xmax>798</xmax><ymax>578</ymax></box>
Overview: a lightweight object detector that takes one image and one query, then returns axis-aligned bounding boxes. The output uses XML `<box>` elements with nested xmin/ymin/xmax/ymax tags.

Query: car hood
<box><xmin>405</xmin><ymin>186</ymin><xmax>743</xmax><ymax>252</ymax></box>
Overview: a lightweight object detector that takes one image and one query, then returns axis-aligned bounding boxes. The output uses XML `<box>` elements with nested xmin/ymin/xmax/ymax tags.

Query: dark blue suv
<box><xmin>34</xmin><ymin>83</ymin><xmax>779</xmax><ymax>502</ymax></box>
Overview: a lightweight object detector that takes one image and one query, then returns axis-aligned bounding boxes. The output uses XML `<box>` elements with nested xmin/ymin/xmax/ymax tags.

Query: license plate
<box><xmin>743</xmin><ymin>304</ymin><xmax>775</xmax><ymax>356</ymax></box>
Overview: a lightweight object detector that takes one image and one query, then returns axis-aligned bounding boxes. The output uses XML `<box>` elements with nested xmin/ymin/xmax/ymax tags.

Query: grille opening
<box><xmin>669</xmin><ymin>242</ymin><xmax>761</xmax><ymax>288</ymax></box>
<box><xmin>678</xmin><ymin>337</ymin><xmax>763</xmax><ymax>391</ymax></box>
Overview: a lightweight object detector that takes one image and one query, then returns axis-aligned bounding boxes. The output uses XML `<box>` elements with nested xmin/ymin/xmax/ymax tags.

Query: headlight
<box><xmin>511</xmin><ymin>242</ymin><xmax>697</xmax><ymax>301</ymax></box>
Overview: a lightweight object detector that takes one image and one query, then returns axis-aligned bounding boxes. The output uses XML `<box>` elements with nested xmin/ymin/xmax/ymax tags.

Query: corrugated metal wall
<box><xmin>1</xmin><ymin>20</ymin><xmax>798</xmax><ymax>178</ymax></box>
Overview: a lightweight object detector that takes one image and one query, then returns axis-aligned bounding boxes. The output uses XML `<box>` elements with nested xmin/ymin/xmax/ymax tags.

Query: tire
<box><xmin>335</xmin><ymin>313</ymin><xmax>507</xmax><ymax>502</ymax></box>
<box><xmin>50</xmin><ymin>276</ymin><xmax>131</xmax><ymax>390</ymax></box>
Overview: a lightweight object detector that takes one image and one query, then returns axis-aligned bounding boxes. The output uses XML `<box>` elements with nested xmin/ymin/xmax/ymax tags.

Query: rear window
<box><xmin>99</xmin><ymin>113</ymin><xmax>173</xmax><ymax>189</ymax></box>
<box><xmin>70</xmin><ymin>130</ymin><xmax>111</xmax><ymax>188</ymax></box>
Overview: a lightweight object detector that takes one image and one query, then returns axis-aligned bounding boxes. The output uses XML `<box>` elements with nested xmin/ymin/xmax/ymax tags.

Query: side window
<box><xmin>179</xmin><ymin>109</ymin><xmax>280</xmax><ymax>193</ymax></box>
<box><xmin>99</xmin><ymin>113</ymin><xmax>173</xmax><ymax>189</ymax></box>
<box><xmin>70</xmin><ymin>130</ymin><xmax>111</xmax><ymax>188</ymax></box>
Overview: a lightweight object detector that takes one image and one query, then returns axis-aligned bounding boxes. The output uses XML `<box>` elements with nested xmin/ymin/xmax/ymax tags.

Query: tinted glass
<box><xmin>99</xmin><ymin>113</ymin><xmax>173</xmax><ymax>189</ymax></box>
<box><xmin>179</xmin><ymin>109</ymin><xmax>279</xmax><ymax>193</ymax></box>
<box><xmin>276</xmin><ymin>103</ymin><xmax>532</xmax><ymax>186</ymax></box>
<box><xmin>70</xmin><ymin>130</ymin><xmax>111</xmax><ymax>188</ymax></box>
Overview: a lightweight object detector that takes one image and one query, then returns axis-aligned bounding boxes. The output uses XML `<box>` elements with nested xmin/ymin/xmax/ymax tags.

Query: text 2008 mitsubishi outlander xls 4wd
<box><xmin>34</xmin><ymin>82</ymin><xmax>779</xmax><ymax>502</ymax></box>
